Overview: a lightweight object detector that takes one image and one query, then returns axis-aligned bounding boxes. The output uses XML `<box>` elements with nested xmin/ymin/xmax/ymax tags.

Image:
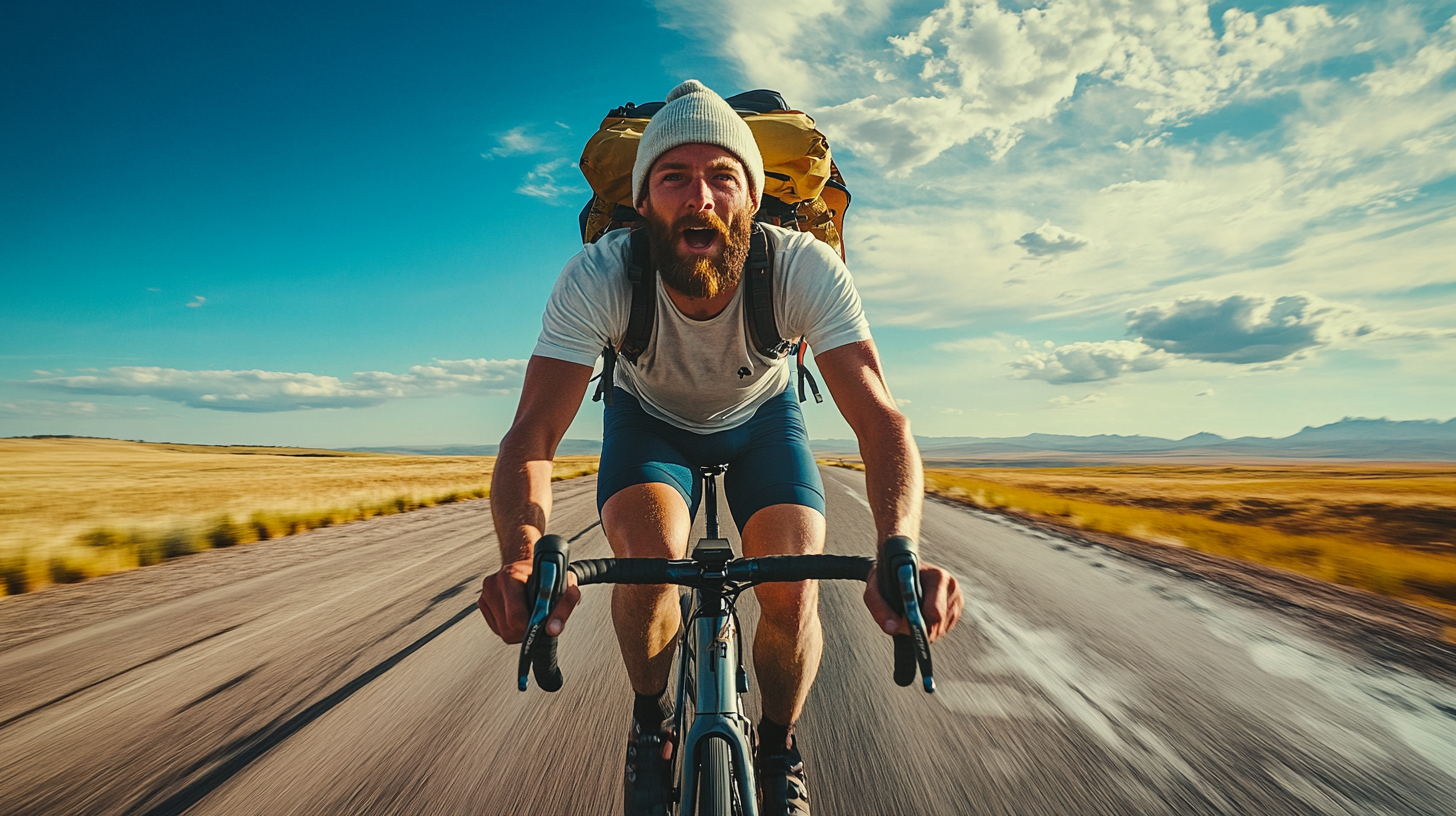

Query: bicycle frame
<box><xmin>673</xmin><ymin>464</ymin><xmax>757</xmax><ymax>816</ymax></box>
<box><xmin>676</xmin><ymin>580</ymin><xmax>758</xmax><ymax>816</ymax></box>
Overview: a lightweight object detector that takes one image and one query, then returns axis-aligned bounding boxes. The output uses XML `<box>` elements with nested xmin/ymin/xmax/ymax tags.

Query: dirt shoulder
<box><xmin>928</xmin><ymin>493</ymin><xmax>1456</xmax><ymax>682</ymax></box>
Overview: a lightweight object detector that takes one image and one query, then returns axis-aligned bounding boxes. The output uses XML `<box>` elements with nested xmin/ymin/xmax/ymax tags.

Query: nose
<box><xmin>684</xmin><ymin>177</ymin><xmax>714</xmax><ymax>213</ymax></box>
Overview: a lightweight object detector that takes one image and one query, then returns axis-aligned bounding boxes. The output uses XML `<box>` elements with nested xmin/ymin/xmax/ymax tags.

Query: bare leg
<box><xmin>601</xmin><ymin>482</ymin><xmax>692</xmax><ymax>695</ymax></box>
<box><xmin>741</xmin><ymin>503</ymin><xmax>826</xmax><ymax>726</ymax></box>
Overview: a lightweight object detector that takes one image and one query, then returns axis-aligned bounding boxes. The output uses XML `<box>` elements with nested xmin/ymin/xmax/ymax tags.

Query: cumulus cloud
<box><xmin>1126</xmin><ymin>292</ymin><xmax>1392</xmax><ymax>363</ymax></box>
<box><xmin>1010</xmin><ymin>339</ymin><xmax>1171</xmax><ymax>383</ymax></box>
<box><xmin>28</xmin><ymin>359</ymin><xmax>527</xmax><ymax>413</ymax></box>
<box><xmin>1015</xmin><ymin>223</ymin><xmax>1090</xmax><ymax>257</ymax></box>
<box><xmin>813</xmin><ymin>0</ymin><xmax>1340</xmax><ymax>171</ymax></box>
<box><xmin>517</xmin><ymin>158</ymin><xmax>586</xmax><ymax>204</ymax></box>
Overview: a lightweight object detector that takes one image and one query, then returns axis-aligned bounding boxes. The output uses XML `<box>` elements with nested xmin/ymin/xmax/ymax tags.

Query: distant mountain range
<box><xmin>819</xmin><ymin>417</ymin><xmax>1456</xmax><ymax>464</ymax></box>
<box><xmin>351</xmin><ymin>417</ymin><xmax>1456</xmax><ymax>464</ymax></box>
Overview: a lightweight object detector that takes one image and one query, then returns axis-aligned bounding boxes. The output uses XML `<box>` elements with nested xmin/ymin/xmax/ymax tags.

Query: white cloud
<box><xmin>810</xmin><ymin>0</ymin><xmax>1342</xmax><ymax>172</ymax></box>
<box><xmin>933</xmin><ymin>335</ymin><xmax>1012</xmax><ymax>353</ymax></box>
<box><xmin>652</xmin><ymin>1</ymin><xmax>885</xmax><ymax>107</ymax></box>
<box><xmin>517</xmin><ymin>158</ymin><xmax>586</xmax><ymax>205</ymax></box>
<box><xmin>484</xmin><ymin>126</ymin><xmax>550</xmax><ymax>158</ymax></box>
<box><xmin>1361</xmin><ymin>16</ymin><xmax>1456</xmax><ymax>97</ymax></box>
<box><xmin>1048</xmin><ymin>392</ymin><xmax>1107</xmax><ymax>408</ymax></box>
<box><xmin>28</xmin><ymin>359</ymin><xmax>528</xmax><ymax>413</ymax></box>
<box><xmin>1010</xmin><ymin>339</ymin><xmax>1171</xmax><ymax>383</ymax></box>
<box><xmin>1127</xmin><ymin>292</ymin><xmax>1449</xmax><ymax>363</ymax></box>
<box><xmin>1015</xmin><ymin>222</ymin><xmax>1089</xmax><ymax>257</ymax></box>
<box><xmin>0</xmin><ymin>400</ymin><xmax>153</xmax><ymax>418</ymax></box>
<box><xmin>187</xmin><ymin>296</ymin><xmax>205</xmax><ymax>308</ymax></box>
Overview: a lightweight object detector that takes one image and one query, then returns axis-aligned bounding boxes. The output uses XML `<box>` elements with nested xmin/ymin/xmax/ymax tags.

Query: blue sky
<box><xmin>2</xmin><ymin>0</ymin><xmax>1453</xmax><ymax>447</ymax></box>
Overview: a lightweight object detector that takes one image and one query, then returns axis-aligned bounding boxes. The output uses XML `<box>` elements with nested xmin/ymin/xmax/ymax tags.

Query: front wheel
<box><xmin>696</xmin><ymin>736</ymin><xmax>736</xmax><ymax>816</ymax></box>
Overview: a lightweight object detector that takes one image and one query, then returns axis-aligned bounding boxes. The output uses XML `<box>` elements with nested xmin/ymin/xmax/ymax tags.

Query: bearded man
<box><xmin>479</xmin><ymin>80</ymin><xmax>963</xmax><ymax>816</ymax></box>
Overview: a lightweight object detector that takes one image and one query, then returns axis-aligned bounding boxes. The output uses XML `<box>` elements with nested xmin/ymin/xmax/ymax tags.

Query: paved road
<box><xmin>2</xmin><ymin>468</ymin><xmax>1455</xmax><ymax>815</ymax></box>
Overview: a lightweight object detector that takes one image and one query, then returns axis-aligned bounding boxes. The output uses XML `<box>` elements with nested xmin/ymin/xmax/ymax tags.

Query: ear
<box><xmin>636</xmin><ymin>197</ymin><xmax>649</xmax><ymax>218</ymax></box>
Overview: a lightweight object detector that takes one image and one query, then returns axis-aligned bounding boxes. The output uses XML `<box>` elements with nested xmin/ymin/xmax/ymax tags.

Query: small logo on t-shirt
<box><xmin>737</xmin><ymin>366</ymin><xmax>752</xmax><ymax>379</ymax></box>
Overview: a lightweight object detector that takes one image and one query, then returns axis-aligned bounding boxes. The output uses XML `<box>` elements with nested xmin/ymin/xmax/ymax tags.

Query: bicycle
<box><xmin>515</xmin><ymin>464</ymin><xmax>936</xmax><ymax>816</ymax></box>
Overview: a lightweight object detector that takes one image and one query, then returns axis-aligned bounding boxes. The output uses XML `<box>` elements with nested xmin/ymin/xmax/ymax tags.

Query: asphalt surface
<box><xmin>2</xmin><ymin>468</ymin><xmax>1455</xmax><ymax>815</ymax></box>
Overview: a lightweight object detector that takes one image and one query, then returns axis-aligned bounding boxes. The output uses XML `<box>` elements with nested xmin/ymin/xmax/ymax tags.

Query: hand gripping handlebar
<box><xmin>877</xmin><ymin>536</ymin><xmax>936</xmax><ymax>692</ymax></box>
<box><xmin>515</xmin><ymin>534</ymin><xmax>936</xmax><ymax>693</ymax></box>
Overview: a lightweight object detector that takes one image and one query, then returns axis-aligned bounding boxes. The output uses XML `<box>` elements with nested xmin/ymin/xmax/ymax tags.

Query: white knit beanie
<box><xmin>632</xmin><ymin>80</ymin><xmax>764</xmax><ymax>207</ymax></box>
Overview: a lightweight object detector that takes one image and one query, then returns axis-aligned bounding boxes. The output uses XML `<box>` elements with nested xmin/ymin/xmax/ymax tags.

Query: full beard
<box><xmin>645</xmin><ymin>207</ymin><xmax>753</xmax><ymax>299</ymax></box>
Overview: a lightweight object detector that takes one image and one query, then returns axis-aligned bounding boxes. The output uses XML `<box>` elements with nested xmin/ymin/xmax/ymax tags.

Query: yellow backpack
<box><xmin>576</xmin><ymin>89</ymin><xmax>850</xmax><ymax>260</ymax></box>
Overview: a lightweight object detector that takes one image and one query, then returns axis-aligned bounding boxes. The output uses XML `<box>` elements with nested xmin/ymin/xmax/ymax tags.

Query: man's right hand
<box><xmin>478</xmin><ymin>559</ymin><xmax>581</xmax><ymax>644</ymax></box>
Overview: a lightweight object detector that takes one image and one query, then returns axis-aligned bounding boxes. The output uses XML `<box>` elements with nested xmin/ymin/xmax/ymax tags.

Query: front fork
<box><xmin>676</xmin><ymin>591</ymin><xmax>758</xmax><ymax>816</ymax></box>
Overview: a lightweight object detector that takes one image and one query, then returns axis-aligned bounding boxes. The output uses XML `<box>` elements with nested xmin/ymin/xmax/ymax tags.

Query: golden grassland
<box><xmin>0</xmin><ymin>437</ymin><xmax>599</xmax><ymax>597</ymax></box>
<box><xmin>917</xmin><ymin>464</ymin><xmax>1456</xmax><ymax>616</ymax></box>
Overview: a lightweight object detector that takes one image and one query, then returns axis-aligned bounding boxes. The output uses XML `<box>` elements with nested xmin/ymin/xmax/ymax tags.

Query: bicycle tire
<box><xmin>696</xmin><ymin>736</ymin><xmax>736</xmax><ymax>816</ymax></box>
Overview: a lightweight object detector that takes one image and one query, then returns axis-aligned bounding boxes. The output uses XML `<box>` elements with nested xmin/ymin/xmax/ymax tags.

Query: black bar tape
<box><xmin>727</xmin><ymin>555</ymin><xmax>873</xmax><ymax>583</ymax></box>
<box><xmin>570</xmin><ymin>558</ymin><xmax>676</xmax><ymax>585</ymax></box>
<box><xmin>532</xmin><ymin>636</ymin><xmax>563</xmax><ymax>692</ymax></box>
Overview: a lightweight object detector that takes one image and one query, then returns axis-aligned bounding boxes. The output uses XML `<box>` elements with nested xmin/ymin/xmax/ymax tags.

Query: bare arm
<box><xmin>490</xmin><ymin>355</ymin><xmax>595</xmax><ymax>562</ymax></box>
<box><xmin>813</xmin><ymin>339</ymin><xmax>922</xmax><ymax>544</ymax></box>
<box><xmin>479</xmin><ymin>355</ymin><xmax>593</xmax><ymax>643</ymax></box>
<box><xmin>815</xmin><ymin>339</ymin><xmax>961</xmax><ymax>641</ymax></box>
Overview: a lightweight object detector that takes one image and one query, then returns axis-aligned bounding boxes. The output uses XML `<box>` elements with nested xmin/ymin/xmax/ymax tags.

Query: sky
<box><xmin>2</xmin><ymin>0</ymin><xmax>1453</xmax><ymax>448</ymax></box>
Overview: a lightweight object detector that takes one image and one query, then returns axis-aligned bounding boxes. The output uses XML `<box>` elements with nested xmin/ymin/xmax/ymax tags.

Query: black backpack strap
<box><xmin>591</xmin><ymin>346</ymin><xmax>616</xmax><ymax>405</ymax></box>
<box><xmin>743</xmin><ymin>225</ymin><xmax>790</xmax><ymax>359</ymax></box>
<box><xmin>594</xmin><ymin>228</ymin><xmax>653</xmax><ymax>404</ymax></box>
<box><xmin>619</xmin><ymin>227</ymin><xmax>655</xmax><ymax>365</ymax></box>
<box><xmin>795</xmin><ymin>342</ymin><xmax>823</xmax><ymax>404</ymax></box>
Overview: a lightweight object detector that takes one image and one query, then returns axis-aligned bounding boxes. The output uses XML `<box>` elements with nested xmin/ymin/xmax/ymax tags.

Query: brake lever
<box><xmin>517</xmin><ymin>559</ymin><xmax>558</xmax><ymax>691</ymax></box>
<box><xmin>894</xmin><ymin>561</ymin><xmax>936</xmax><ymax>693</ymax></box>
<box><xmin>880</xmin><ymin>535</ymin><xmax>936</xmax><ymax>694</ymax></box>
<box><xmin>517</xmin><ymin>535</ymin><xmax>569</xmax><ymax>692</ymax></box>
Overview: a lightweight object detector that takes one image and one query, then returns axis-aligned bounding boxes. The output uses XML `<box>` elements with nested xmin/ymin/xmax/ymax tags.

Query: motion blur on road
<box><xmin>2</xmin><ymin>468</ymin><xmax>1454</xmax><ymax>815</ymax></box>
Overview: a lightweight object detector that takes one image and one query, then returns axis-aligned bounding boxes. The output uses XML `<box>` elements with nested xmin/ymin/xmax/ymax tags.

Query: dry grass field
<box><xmin>919</xmin><ymin>464</ymin><xmax>1456</xmax><ymax>616</ymax></box>
<box><xmin>0</xmin><ymin>437</ymin><xmax>599</xmax><ymax>596</ymax></box>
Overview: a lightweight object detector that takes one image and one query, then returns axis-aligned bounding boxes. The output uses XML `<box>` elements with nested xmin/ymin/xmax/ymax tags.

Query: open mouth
<box><xmin>682</xmin><ymin>228</ymin><xmax>718</xmax><ymax>250</ymax></box>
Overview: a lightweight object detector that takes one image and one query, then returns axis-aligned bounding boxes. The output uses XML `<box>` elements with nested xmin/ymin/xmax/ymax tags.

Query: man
<box><xmin>479</xmin><ymin>80</ymin><xmax>963</xmax><ymax>816</ymax></box>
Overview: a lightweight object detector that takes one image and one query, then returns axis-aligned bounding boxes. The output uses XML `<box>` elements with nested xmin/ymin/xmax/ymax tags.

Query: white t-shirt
<box><xmin>533</xmin><ymin>224</ymin><xmax>871</xmax><ymax>433</ymax></box>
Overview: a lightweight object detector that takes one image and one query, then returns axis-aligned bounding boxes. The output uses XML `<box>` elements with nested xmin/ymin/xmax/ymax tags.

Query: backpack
<box><xmin>576</xmin><ymin>89</ymin><xmax>851</xmax><ymax>407</ymax></box>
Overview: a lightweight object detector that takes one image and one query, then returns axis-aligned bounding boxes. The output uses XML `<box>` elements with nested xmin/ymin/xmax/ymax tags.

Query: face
<box><xmin>637</xmin><ymin>143</ymin><xmax>758</xmax><ymax>299</ymax></box>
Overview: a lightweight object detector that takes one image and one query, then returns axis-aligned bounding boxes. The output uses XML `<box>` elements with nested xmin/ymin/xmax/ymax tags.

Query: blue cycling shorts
<box><xmin>597</xmin><ymin>386</ymin><xmax>826</xmax><ymax>533</ymax></box>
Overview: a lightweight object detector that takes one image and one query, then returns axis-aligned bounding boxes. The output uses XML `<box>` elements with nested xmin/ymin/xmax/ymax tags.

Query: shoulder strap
<box><xmin>619</xmin><ymin>227</ymin><xmax>656</xmax><ymax>364</ymax></box>
<box><xmin>593</xmin><ymin>228</ymin><xmax>653</xmax><ymax>405</ymax></box>
<box><xmin>742</xmin><ymin>225</ymin><xmax>791</xmax><ymax>359</ymax></box>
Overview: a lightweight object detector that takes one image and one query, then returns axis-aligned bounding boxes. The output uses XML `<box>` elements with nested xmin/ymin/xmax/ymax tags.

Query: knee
<box><xmin>602</xmin><ymin>483</ymin><xmax>691</xmax><ymax>559</ymax></box>
<box><xmin>755</xmin><ymin>580</ymin><xmax>820</xmax><ymax>633</ymax></box>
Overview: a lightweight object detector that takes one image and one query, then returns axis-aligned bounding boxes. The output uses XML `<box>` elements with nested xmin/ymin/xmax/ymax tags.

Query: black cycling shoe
<box><xmin>758</xmin><ymin>735</ymin><xmax>810</xmax><ymax>816</ymax></box>
<box><xmin>623</xmin><ymin>717</ymin><xmax>675</xmax><ymax>816</ymax></box>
